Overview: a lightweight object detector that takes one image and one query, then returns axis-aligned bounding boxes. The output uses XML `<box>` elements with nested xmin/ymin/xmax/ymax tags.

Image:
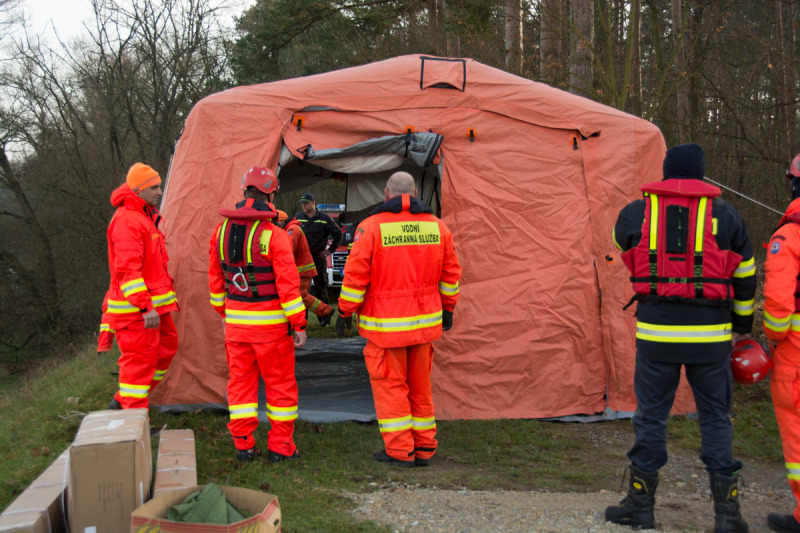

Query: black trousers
<box><xmin>310</xmin><ymin>254</ymin><xmax>328</xmax><ymax>304</ymax></box>
<box><xmin>627</xmin><ymin>352</ymin><xmax>742</xmax><ymax>475</ymax></box>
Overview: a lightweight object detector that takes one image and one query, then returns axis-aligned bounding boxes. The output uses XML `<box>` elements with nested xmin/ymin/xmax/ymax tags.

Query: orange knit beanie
<box><xmin>126</xmin><ymin>163</ymin><xmax>161</xmax><ymax>193</ymax></box>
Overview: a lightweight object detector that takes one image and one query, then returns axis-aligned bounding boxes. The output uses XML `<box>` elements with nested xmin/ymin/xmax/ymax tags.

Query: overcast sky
<box><xmin>21</xmin><ymin>0</ymin><xmax>254</xmax><ymax>42</ymax></box>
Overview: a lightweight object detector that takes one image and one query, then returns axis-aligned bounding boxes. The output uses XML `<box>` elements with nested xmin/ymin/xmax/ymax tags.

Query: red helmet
<box><xmin>787</xmin><ymin>153</ymin><xmax>800</xmax><ymax>179</ymax></box>
<box><xmin>730</xmin><ymin>339</ymin><xmax>773</xmax><ymax>385</ymax></box>
<box><xmin>242</xmin><ymin>166</ymin><xmax>279</xmax><ymax>194</ymax></box>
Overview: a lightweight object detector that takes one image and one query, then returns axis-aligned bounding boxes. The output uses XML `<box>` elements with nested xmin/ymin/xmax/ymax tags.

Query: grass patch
<box><xmin>0</xmin><ymin>338</ymin><xmax>785</xmax><ymax>531</ymax></box>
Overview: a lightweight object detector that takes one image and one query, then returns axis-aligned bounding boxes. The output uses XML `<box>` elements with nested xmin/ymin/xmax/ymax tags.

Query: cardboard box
<box><xmin>130</xmin><ymin>485</ymin><xmax>281</xmax><ymax>533</ymax></box>
<box><xmin>153</xmin><ymin>429</ymin><xmax>197</xmax><ymax>497</ymax></box>
<box><xmin>0</xmin><ymin>450</ymin><xmax>69</xmax><ymax>533</ymax></box>
<box><xmin>68</xmin><ymin>409</ymin><xmax>151</xmax><ymax>533</ymax></box>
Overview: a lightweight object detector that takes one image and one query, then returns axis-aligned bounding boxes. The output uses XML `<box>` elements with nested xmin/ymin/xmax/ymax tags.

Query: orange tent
<box><xmin>154</xmin><ymin>55</ymin><xmax>694</xmax><ymax>420</ymax></box>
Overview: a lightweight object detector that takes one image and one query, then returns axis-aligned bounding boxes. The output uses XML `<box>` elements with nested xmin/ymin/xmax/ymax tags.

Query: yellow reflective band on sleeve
<box><xmin>152</xmin><ymin>369</ymin><xmax>166</xmax><ymax>382</ymax></box>
<box><xmin>99</xmin><ymin>324</ymin><xmax>115</xmax><ymax>334</ymax></box>
<box><xmin>210</xmin><ymin>292</ymin><xmax>226</xmax><ymax>307</ymax></box>
<box><xmin>340</xmin><ymin>285</ymin><xmax>366</xmax><ymax>304</ymax></box>
<box><xmin>764</xmin><ymin>310</ymin><xmax>791</xmax><ymax>333</ymax></box>
<box><xmin>695</xmin><ymin>197</ymin><xmax>708</xmax><ymax>253</ymax></box>
<box><xmin>411</xmin><ymin>416</ymin><xmax>436</xmax><ymax>431</ymax></box>
<box><xmin>281</xmin><ymin>297</ymin><xmax>304</xmax><ymax>317</ymax></box>
<box><xmin>258</xmin><ymin>227</ymin><xmax>272</xmax><ymax>257</ymax></box>
<box><xmin>438</xmin><ymin>280</ymin><xmax>459</xmax><ymax>296</ymax></box>
<box><xmin>380</xmin><ymin>221</ymin><xmax>440</xmax><ymax>247</ymax></box>
<box><xmin>246</xmin><ymin>221</ymin><xmax>262</xmax><ymax>263</ymax></box>
<box><xmin>225</xmin><ymin>309</ymin><xmax>288</xmax><ymax>325</ymax></box>
<box><xmin>790</xmin><ymin>314</ymin><xmax>800</xmax><ymax>332</ymax></box>
<box><xmin>119</xmin><ymin>382</ymin><xmax>150</xmax><ymax>398</ymax></box>
<box><xmin>152</xmin><ymin>291</ymin><xmax>177</xmax><ymax>308</ymax></box>
<box><xmin>358</xmin><ymin>311</ymin><xmax>442</xmax><ymax>332</ymax></box>
<box><xmin>228</xmin><ymin>403</ymin><xmax>258</xmax><ymax>421</ymax></box>
<box><xmin>787</xmin><ymin>463</ymin><xmax>800</xmax><ymax>480</ymax></box>
<box><xmin>635</xmin><ymin>322</ymin><xmax>732</xmax><ymax>343</ymax></box>
<box><xmin>121</xmin><ymin>278</ymin><xmax>147</xmax><ymax>297</ymax></box>
<box><xmin>649</xmin><ymin>195</ymin><xmax>659</xmax><ymax>251</ymax></box>
<box><xmin>733</xmin><ymin>258</ymin><xmax>755</xmax><ymax>278</ymax></box>
<box><xmin>309</xmin><ymin>299</ymin><xmax>320</xmax><ymax>312</ymax></box>
<box><xmin>297</xmin><ymin>262</ymin><xmax>315</xmax><ymax>273</ymax></box>
<box><xmin>107</xmin><ymin>299</ymin><xmax>139</xmax><ymax>314</ymax></box>
<box><xmin>732</xmin><ymin>298</ymin><xmax>755</xmax><ymax>316</ymax></box>
<box><xmin>378</xmin><ymin>415</ymin><xmax>413</xmax><ymax>433</ymax></box>
<box><xmin>266</xmin><ymin>403</ymin><xmax>298</xmax><ymax>421</ymax></box>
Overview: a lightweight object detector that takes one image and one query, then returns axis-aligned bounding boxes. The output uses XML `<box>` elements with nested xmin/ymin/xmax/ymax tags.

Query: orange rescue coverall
<box><xmin>764</xmin><ymin>197</ymin><xmax>800</xmax><ymax>523</ymax></box>
<box><xmin>107</xmin><ymin>184</ymin><xmax>179</xmax><ymax>409</ymax></box>
<box><xmin>285</xmin><ymin>218</ymin><xmax>332</xmax><ymax>318</ymax></box>
<box><xmin>338</xmin><ymin>193</ymin><xmax>461</xmax><ymax>463</ymax></box>
<box><xmin>209</xmin><ymin>199</ymin><xmax>307</xmax><ymax>455</ymax></box>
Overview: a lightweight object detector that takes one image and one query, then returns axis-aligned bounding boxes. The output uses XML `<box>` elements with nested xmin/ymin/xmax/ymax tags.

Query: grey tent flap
<box><xmin>302</xmin><ymin>132</ymin><xmax>443</xmax><ymax>173</ymax></box>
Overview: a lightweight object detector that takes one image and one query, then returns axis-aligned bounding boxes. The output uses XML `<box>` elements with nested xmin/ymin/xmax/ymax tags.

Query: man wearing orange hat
<box><xmin>106</xmin><ymin>163</ymin><xmax>179</xmax><ymax>410</ymax></box>
<box><xmin>272</xmin><ymin>210</ymin><xmax>335</xmax><ymax>326</ymax></box>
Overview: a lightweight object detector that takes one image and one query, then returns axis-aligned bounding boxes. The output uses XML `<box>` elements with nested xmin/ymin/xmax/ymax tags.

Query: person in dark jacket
<box><xmin>294</xmin><ymin>193</ymin><xmax>341</xmax><ymax>311</ymax></box>
<box><xmin>606</xmin><ymin>144</ymin><xmax>756</xmax><ymax>533</ymax></box>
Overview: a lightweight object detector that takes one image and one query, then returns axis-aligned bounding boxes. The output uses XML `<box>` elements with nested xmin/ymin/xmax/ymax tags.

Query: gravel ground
<box><xmin>346</xmin><ymin>424</ymin><xmax>795</xmax><ymax>533</ymax></box>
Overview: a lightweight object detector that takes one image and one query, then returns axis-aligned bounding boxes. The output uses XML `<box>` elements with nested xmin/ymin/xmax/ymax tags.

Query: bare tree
<box><xmin>568</xmin><ymin>0</ymin><xmax>593</xmax><ymax>95</ymax></box>
<box><xmin>672</xmin><ymin>0</ymin><xmax>689</xmax><ymax>142</ymax></box>
<box><xmin>540</xmin><ymin>0</ymin><xmax>564</xmax><ymax>86</ymax></box>
<box><xmin>504</xmin><ymin>0</ymin><xmax>523</xmax><ymax>74</ymax></box>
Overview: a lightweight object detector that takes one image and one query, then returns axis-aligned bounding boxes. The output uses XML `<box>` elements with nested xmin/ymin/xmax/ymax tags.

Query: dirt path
<box><xmin>348</xmin><ymin>422</ymin><xmax>793</xmax><ymax>532</ymax></box>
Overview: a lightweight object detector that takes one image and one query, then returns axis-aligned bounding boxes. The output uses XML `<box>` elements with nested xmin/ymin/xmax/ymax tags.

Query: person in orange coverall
<box><xmin>336</xmin><ymin>171</ymin><xmax>461</xmax><ymax>468</ymax></box>
<box><xmin>763</xmin><ymin>196</ymin><xmax>800</xmax><ymax>533</ymax></box>
<box><xmin>208</xmin><ymin>167</ymin><xmax>307</xmax><ymax>463</ymax></box>
<box><xmin>106</xmin><ymin>163</ymin><xmax>179</xmax><ymax>410</ymax></box>
<box><xmin>272</xmin><ymin>210</ymin><xmax>335</xmax><ymax>326</ymax></box>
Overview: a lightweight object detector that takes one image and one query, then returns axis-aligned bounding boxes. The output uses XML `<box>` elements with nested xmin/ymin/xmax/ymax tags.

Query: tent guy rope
<box><xmin>705</xmin><ymin>176</ymin><xmax>783</xmax><ymax>216</ymax></box>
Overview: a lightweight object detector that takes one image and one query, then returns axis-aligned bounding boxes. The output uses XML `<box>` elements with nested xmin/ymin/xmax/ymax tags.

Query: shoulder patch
<box><xmin>770</xmin><ymin>240</ymin><xmax>782</xmax><ymax>255</ymax></box>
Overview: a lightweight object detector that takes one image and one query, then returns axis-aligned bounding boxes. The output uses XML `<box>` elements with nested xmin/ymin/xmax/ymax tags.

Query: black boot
<box><xmin>710</xmin><ymin>472</ymin><xmax>749</xmax><ymax>533</ymax></box>
<box><xmin>768</xmin><ymin>513</ymin><xmax>800</xmax><ymax>532</ymax></box>
<box><xmin>605</xmin><ymin>465</ymin><xmax>658</xmax><ymax>528</ymax></box>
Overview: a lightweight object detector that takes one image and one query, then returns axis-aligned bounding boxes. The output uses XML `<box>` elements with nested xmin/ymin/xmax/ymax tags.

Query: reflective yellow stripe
<box><xmin>612</xmin><ymin>226</ymin><xmax>623</xmax><ymax>251</ymax></box>
<box><xmin>733</xmin><ymin>257</ymin><xmax>755</xmax><ymax>278</ymax></box>
<box><xmin>152</xmin><ymin>369</ymin><xmax>166</xmax><ymax>382</ymax></box>
<box><xmin>695</xmin><ymin>197</ymin><xmax>708</xmax><ymax>253</ymax></box>
<box><xmin>229</xmin><ymin>403</ymin><xmax>258</xmax><ymax>420</ymax></box>
<box><xmin>309</xmin><ymin>299</ymin><xmax>320</xmax><ymax>312</ymax></box>
<box><xmin>153</xmin><ymin>291</ymin><xmax>177</xmax><ymax>308</ymax></box>
<box><xmin>210</xmin><ymin>292</ymin><xmax>226</xmax><ymax>307</ymax></box>
<box><xmin>297</xmin><ymin>262</ymin><xmax>316</xmax><ymax>273</ymax></box>
<box><xmin>378</xmin><ymin>415</ymin><xmax>412</xmax><ymax>433</ymax></box>
<box><xmin>218</xmin><ymin>219</ymin><xmax>229</xmax><ymax>261</ymax></box>
<box><xmin>99</xmin><ymin>324</ymin><xmax>114</xmax><ymax>334</ymax></box>
<box><xmin>121</xmin><ymin>278</ymin><xmax>147</xmax><ymax>297</ymax></box>
<box><xmin>411</xmin><ymin>416</ymin><xmax>436</xmax><ymax>430</ymax></box>
<box><xmin>246</xmin><ymin>221</ymin><xmax>261</xmax><ymax>263</ymax></box>
<box><xmin>107</xmin><ymin>299</ymin><xmax>139</xmax><ymax>314</ymax></box>
<box><xmin>649</xmin><ymin>194</ymin><xmax>659</xmax><ymax>251</ymax></box>
<box><xmin>358</xmin><ymin>311</ymin><xmax>442</xmax><ymax>332</ymax></box>
<box><xmin>119</xmin><ymin>382</ymin><xmax>150</xmax><ymax>398</ymax></box>
<box><xmin>764</xmin><ymin>310</ymin><xmax>791</xmax><ymax>333</ymax></box>
<box><xmin>732</xmin><ymin>298</ymin><xmax>754</xmax><ymax>316</ymax></box>
<box><xmin>266</xmin><ymin>403</ymin><xmax>298</xmax><ymax>421</ymax></box>
<box><xmin>438</xmin><ymin>280</ymin><xmax>459</xmax><ymax>296</ymax></box>
<box><xmin>281</xmin><ymin>296</ymin><xmax>304</xmax><ymax>317</ymax></box>
<box><xmin>225</xmin><ymin>309</ymin><xmax>288</xmax><ymax>325</ymax></box>
<box><xmin>791</xmin><ymin>314</ymin><xmax>800</xmax><ymax>332</ymax></box>
<box><xmin>635</xmin><ymin>322</ymin><xmax>732</xmax><ymax>343</ymax></box>
<box><xmin>340</xmin><ymin>285</ymin><xmax>366</xmax><ymax>304</ymax></box>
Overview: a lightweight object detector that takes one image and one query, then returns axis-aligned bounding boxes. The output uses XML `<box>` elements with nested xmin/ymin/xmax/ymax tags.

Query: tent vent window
<box><xmin>420</xmin><ymin>57</ymin><xmax>467</xmax><ymax>92</ymax></box>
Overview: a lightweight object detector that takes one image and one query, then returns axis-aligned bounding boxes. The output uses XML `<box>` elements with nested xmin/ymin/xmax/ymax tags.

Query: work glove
<box><xmin>336</xmin><ymin>314</ymin><xmax>352</xmax><ymax>337</ymax></box>
<box><xmin>442</xmin><ymin>309</ymin><xmax>453</xmax><ymax>331</ymax></box>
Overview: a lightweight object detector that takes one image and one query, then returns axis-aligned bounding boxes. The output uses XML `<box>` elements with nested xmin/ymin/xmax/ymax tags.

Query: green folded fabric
<box><xmin>167</xmin><ymin>482</ymin><xmax>249</xmax><ymax>524</ymax></box>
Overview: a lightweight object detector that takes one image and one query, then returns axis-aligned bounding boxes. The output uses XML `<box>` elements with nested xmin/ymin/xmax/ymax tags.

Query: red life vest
<box><xmin>216</xmin><ymin>199</ymin><xmax>278</xmax><ymax>302</ymax></box>
<box><xmin>621</xmin><ymin>179</ymin><xmax>741</xmax><ymax>302</ymax></box>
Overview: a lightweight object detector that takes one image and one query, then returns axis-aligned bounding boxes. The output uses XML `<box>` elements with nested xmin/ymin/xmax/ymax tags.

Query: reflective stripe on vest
<box><xmin>378</xmin><ymin>415</ymin><xmax>413</xmax><ymax>433</ymax></box>
<box><xmin>358</xmin><ymin>311</ymin><xmax>442</xmax><ymax>332</ymax></box>
<box><xmin>635</xmin><ymin>321</ymin><xmax>732</xmax><ymax>343</ymax></box>
<box><xmin>218</xmin><ymin>218</ymin><xmax>277</xmax><ymax>301</ymax></box>
<box><xmin>266</xmin><ymin>403</ymin><xmax>298</xmax><ymax>422</ymax></box>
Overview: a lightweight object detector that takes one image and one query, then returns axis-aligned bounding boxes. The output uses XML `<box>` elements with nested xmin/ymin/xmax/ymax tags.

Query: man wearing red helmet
<box><xmin>208</xmin><ymin>166</ymin><xmax>307</xmax><ymax>463</ymax></box>
<box><xmin>764</xmin><ymin>197</ymin><xmax>800</xmax><ymax>532</ymax></box>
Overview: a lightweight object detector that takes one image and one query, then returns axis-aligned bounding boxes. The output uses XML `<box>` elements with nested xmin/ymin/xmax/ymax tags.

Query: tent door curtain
<box><xmin>298</xmin><ymin>132</ymin><xmax>443</xmax><ymax>173</ymax></box>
